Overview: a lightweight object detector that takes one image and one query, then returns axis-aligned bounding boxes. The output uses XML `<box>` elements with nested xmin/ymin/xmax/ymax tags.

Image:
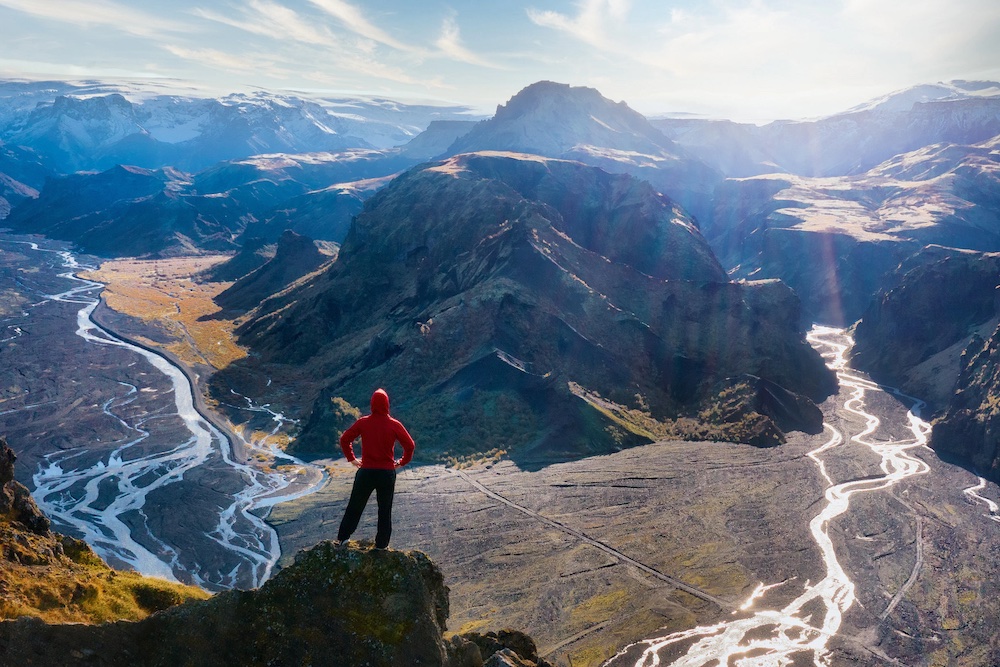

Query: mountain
<box><xmin>201</xmin><ymin>237</ymin><xmax>276</xmax><ymax>282</ymax></box>
<box><xmin>214</xmin><ymin>230</ymin><xmax>333</xmax><ymax>312</ymax></box>
<box><xmin>2</xmin><ymin>165</ymin><xmax>246</xmax><ymax>256</ymax></box>
<box><xmin>851</xmin><ymin>246</ymin><xmax>1000</xmax><ymax>407</ymax></box>
<box><xmin>0</xmin><ymin>171</ymin><xmax>37</xmax><ymax>220</ymax></box>
<box><xmin>0</xmin><ymin>79</ymin><xmax>479</xmax><ymax>174</ymax></box>
<box><xmin>211</xmin><ymin>152</ymin><xmax>832</xmax><ymax>461</ymax></box>
<box><xmin>3</xmin><ymin>149</ymin><xmax>413</xmax><ymax>256</ymax></box>
<box><xmin>398</xmin><ymin>120</ymin><xmax>478</xmax><ymax>161</ymax></box>
<box><xmin>706</xmin><ymin>134</ymin><xmax>1000</xmax><ymax>324</ymax></box>
<box><xmin>445</xmin><ymin>81</ymin><xmax>722</xmax><ymax>223</ymax></box>
<box><xmin>652</xmin><ymin>80</ymin><xmax>1000</xmax><ymax>178</ymax></box>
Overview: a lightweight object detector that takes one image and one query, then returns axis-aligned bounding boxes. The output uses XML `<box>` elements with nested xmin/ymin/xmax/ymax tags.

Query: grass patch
<box><xmin>0</xmin><ymin>533</ymin><xmax>209</xmax><ymax>624</ymax></box>
<box><xmin>81</xmin><ymin>256</ymin><xmax>246</xmax><ymax>370</ymax></box>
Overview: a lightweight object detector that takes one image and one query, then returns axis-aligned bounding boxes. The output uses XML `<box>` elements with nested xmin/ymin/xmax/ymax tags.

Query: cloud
<box><xmin>306</xmin><ymin>0</ymin><xmax>416</xmax><ymax>53</ymax></box>
<box><xmin>526</xmin><ymin>0</ymin><xmax>631</xmax><ymax>50</ymax></box>
<box><xmin>0</xmin><ymin>0</ymin><xmax>189</xmax><ymax>37</ymax></box>
<box><xmin>193</xmin><ymin>0</ymin><xmax>333</xmax><ymax>46</ymax></box>
<box><xmin>163</xmin><ymin>44</ymin><xmax>292</xmax><ymax>78</ymax></box>
<box><xmin>435</xmin><ymin>15</ymin><xmax>501</xmax><ymax>69</ymax></box>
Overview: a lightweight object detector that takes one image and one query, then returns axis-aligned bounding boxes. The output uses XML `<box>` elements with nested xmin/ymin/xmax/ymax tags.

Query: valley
<box><xmin>270</xmin><ymin>328</ymin><xmax>1000</xmax><ymax>666</ymax></box>
<box><xmin>0</xmin><ymin>234</ymin><xmax>324</xmax><ymax>589</ymax></box>
<box><xmin>2</xmin><ymin>74</ymin><xmax>1000</xmax><ymax>667</ymax></box>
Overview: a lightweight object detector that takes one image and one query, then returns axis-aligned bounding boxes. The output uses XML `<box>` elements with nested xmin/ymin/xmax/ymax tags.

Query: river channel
<box><xmin>608</xmin><ymin>326</ymin><xmax>935</xmax><ymax>666</ymax></box>
<box><xmin>0</xmin><ymin>235</ymin><xmax>323</xmax><ymax>589</ymax></box>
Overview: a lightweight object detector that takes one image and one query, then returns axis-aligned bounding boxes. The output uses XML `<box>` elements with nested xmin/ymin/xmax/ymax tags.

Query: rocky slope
<box><xmin>214</xmin><ymin>230</ymin><xmax>333</xmax><ymax>313</ymax></box>
<box><xmin>212</xmin><ymin>151</ymin><xmax>832</xmax><ymax>461</ymax></box>
<box><xmin>201</xmin><ymin>237</ymin><xmax>276</xmax><ymax>282</ymax></box>
<box><xmin>707</xmin><ymin>134</ymin><xmax>1000</xmax><ymax>324</ymax></box>
<box><xmin>851</xmin><ymin>246</ymin><xmax>1000</xmax><ymax>403</ymax></box>
<box><xmin>446</xmin><ymin>82</ymin><xmax>721</xmax><ymax>224</ymax></box>
<box><xmin>932</xmin><ymin>327</ymin><xmax>1000</xmax><ymax>484</ymax></box>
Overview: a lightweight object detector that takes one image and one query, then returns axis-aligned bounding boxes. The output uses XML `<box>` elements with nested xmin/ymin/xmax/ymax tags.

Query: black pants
<box><xmin>337</xmin><ymin>468</ymin><xmax>396</xmax><ymax>548</ymax></box>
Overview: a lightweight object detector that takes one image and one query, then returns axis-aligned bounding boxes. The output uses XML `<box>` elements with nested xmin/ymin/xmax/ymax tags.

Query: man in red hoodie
<box><xmin>335</xmin><ymin>388</ymin><xmax>415</xmax><ymax>549</ymax></box>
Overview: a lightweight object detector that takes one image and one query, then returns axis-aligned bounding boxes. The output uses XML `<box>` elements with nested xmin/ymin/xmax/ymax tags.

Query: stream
<box><xmin>6</xmin><ymin>239</ymin><xmax>324</xmax><ymax>589</ymax></box>
<box><xmin>608</xmin><ymin>325</ymin><xmax>934</xmax><ymax>667</ymax></box>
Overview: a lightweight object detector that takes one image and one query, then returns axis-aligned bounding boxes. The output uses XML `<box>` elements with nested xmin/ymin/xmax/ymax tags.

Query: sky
<box><xmin>0</xmin><ymin>0</ymin><xmax>998</xmax><ymax>121</ymax></box>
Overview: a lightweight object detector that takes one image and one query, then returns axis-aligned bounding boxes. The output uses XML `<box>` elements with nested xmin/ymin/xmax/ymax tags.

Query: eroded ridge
<box><xmin>607</xmin><ymin>325</ymin><xmax>932</xmax><ymax>667</ymax></box>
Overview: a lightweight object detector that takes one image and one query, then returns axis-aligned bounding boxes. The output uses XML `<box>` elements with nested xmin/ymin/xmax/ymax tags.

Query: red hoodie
<box><xmin>339</xmin><ymin>389</ymin><xmax>415</xmax><ymax>470</ymax></box>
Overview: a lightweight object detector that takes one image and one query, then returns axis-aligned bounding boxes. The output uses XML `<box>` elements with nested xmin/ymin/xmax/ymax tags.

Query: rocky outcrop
<box><xmin>214</xmin><ymin>152</ymin><xmax>832</xmax><ymax>461</ymax></box>
<box><xmin>0</xmin><ymin>540</ymin><xmax>549</xmax><ymax>667</ymax></box>
<box><xmin>932</xmin><ymin>328</ymin><xmax>1000</xmax><ymax>484</ymax></box>
<box><xmin>0</xmin><ymin>437</ymin><xmax>49</xmax><ymax>535</ymax></box>
<box><xmin>851</xmin><ymin>247</ymin><xmax>1000</xmax><ymax>408</ymax></box>
<box><xmin>214</xmin><ymin>230</ymin><xmax>332</xmax><ymax>313</ymax></box>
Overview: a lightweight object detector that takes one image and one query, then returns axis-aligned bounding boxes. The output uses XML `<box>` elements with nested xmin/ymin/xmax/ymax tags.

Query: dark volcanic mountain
<box><xmin>446</xmin><ymin>82</ymin><xmax>721</xmax><ymax>224</ymax></box>
<box><xmin>214</xmin><ymin>230</ymin><xmax>332</xmax><ymax>313</ymax></box>
<box><xmin>849</xmin><ymin>246</ymin><xmax>1000</xmax><ymax>482</ymax></box>
<box><xmin>212</xmin><ymin>152</ymin><xmax>833</xmax><ymax>461</ymax></box>
<box><xmin>3</xmin><ymin>165</ymin><xmax>246</xmax><ymax>256</ymax></box>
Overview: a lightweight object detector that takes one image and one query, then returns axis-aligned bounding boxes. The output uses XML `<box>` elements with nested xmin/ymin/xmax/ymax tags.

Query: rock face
<box><xmin>851</xmin><ymin>247</ymin><xmax>1000</xmax><ymax>397</ymax></box>
<box><xmin>932</xmin><ymin>328</ymin><xmax>1000</xmax><ymax>483</ymax></box>
<box><xmin>214</xmin><ymin>230</ymin><xmax>332</xmax><ymax>313</ymax></box>
<box><xmin>214</xmin><ymin>152</ymin><xmax>832</xmax><ymax>460</ymax></box>
<box><xmin>0</xmin><ymin>437</ymin><xmax>49</xmax><ymax>536</ymax></box>
<box><xmin>446</xmin><ymin>81</ymin><xmax>721</xmax><ymax>224</ymax></box>
<box><xmin>849</xmin><ymin>247</ymin><xmax>1000</xmax><ymax>482</ymax></box>
<box><xmin>0</xmin><ymin>540</ymin><xmax>550</xmax><ymax>667</ymax></box>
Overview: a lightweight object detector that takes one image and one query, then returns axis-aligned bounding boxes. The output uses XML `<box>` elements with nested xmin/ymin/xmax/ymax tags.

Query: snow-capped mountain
<box><xmin>652</xmin><ymin>79</ymin><xmax>1000</xmax><ymax>178</ymax></box>
<box><xmin>0</xmin><ymin>79</ymin><xmax>478</xmax><ymax>174</ymax></box>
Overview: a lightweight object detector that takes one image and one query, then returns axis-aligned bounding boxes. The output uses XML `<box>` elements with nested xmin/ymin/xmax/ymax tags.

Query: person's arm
<box><xmin>393</xmin><ymin>421</ymin><xmax>415</xmax><ymax>468</ymax></box>
<box><xmin>339</xmin><ymin>420</ymin><xmax>363</xmax><ymax>466</ymax></box>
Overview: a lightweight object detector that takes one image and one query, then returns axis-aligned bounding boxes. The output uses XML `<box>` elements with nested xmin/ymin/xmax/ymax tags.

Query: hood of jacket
<box><xmin>370</xmin><ymin>388</ymin><xmax>390</xmax><ymax>415</ymax></box>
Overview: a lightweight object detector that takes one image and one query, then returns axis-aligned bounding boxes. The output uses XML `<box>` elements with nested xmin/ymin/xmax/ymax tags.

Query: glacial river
<box><xmin>11</xmin><ymin>241</ymin><xmax>324</xmax><ymax>589</ymax></box>
<box><xmin>608</xmin><ymin>325</ymin><xmax>935</xmax><ymax>667</ymax></box>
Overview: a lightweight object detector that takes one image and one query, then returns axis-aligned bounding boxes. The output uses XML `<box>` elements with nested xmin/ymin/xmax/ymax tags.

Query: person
<box><xmin>335</xmin><ymin>388</ymin><xmax>415</xmax><ymax>549</ymax></box>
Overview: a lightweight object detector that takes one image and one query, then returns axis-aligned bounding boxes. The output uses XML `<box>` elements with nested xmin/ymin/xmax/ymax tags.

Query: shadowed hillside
<box><xmin>211</xmin><ymin>151</ymin><xmax>833</xmax><ymax>462</ymax></box>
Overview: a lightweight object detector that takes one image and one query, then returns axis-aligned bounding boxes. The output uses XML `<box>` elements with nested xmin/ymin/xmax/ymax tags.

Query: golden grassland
<box><xmin>0</xmin><ymin>530</ymin><xmax>209</xmax><ymax>624</ymax></box>
<box><xmin>81</xmin><ymin>256</ymin><xmax>246</xmax><ymax>370</ymax></box>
